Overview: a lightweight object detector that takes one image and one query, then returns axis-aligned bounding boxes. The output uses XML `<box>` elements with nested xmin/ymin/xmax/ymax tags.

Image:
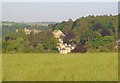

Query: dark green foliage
<box><xmin>92</xmin><ymin>36</ymin><xmax>115</xmax><ymax>52</ymax></box>
<box><xmin>24</xmin><ymin>31</ymin><xmax>58</xmax><ymax>53</ymax></box>
<box><xmin>2</xmin><ymin>37</ymin><xmax>23</xmax><ymax>53</ymax></box>
<box><xmin>52</xmin><ymin>15</ymin><xmax>118</xmax><ymax>52</ymax></box>
<box><xmin>80</xmin><ymin>29</ymin><xmax>101</xmax><ymax>45</ymax></box>
<box><xmin>52</xmin><ymin>19</ymin><xmax>73</xmax><ymax>33</ymax></box>
<box><xmin>2</xmin><ymin>30</ymin><xmax>58</xmax><ymax>53</ymax></box>
<box><xmin>2</xmin><ymin>14</ymin><xmax>118</xmax><ymax>53</ymax></box>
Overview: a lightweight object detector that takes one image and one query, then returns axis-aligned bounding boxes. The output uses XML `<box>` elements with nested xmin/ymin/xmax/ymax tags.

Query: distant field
<box><xmin>2</xmin><ymin>53</ymin><xmax>118</xmax><ymax>81</ymax></box>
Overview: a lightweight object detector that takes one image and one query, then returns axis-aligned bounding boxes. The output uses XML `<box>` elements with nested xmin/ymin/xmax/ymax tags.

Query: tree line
<box><xmin>2</xmin><ymin>14</ymin><xmax>119</xmax><ymax>53</ymax></box>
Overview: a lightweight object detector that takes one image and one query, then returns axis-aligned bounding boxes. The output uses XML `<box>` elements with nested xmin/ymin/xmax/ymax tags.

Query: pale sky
<box><xmin>1</xmin><ymin>0</ymin><xmax>119</xmax><ymax>2</ymax></box>
<box><xmin>2</xmin><ymin>2</ymin><xmax>118</xmax><ymax>22</ymax></box>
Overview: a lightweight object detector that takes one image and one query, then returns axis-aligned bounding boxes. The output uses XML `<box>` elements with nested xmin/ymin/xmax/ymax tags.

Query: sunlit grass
<box><xmin>0</xmin><ymin>53</ymin><xmax>2</xmax><ymax>82</ymax></box>
<box><xmin>2</xmin><ymin>53</ymin><xmax>118</xmax><ymax>81</ymax></box>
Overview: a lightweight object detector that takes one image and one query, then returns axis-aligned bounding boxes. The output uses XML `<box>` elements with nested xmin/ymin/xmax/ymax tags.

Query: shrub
<box><xmin>71</xmin><ymin>44</ymin><xmax>87</xmax><ymax>53</ymax></box>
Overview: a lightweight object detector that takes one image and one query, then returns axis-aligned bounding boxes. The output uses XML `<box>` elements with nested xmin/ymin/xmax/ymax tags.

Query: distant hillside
<box><xmin>2</xmin><ymin>21</ymin><xmax>56</xmax><ymax>35</ymax></box>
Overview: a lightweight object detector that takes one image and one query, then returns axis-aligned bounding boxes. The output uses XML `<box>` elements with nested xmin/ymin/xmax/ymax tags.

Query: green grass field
<box><xmin>0</xmin><ymin>53</ymin><xmax>2</xmax><ymax>82</ymax></box>
<box><xmin>2</xmin><ymin>53</ymin><xmax>118</xmax><ymax>81</ymax></box>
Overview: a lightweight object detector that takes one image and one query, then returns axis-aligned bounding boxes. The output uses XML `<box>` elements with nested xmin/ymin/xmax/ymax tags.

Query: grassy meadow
<box><xmin>0</xmin><ymin>53</ymin><xmax>2</xmax><ymax>82</ymax></box>
<box><xmin>2</xmin><ymin>53</ymin><xmax>118</xmax><ymax>81</ymax></box>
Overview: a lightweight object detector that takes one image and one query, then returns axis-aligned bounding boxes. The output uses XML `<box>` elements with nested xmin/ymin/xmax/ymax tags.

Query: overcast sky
<box><xmin>1</xmin><ymin>0</ymin><xmax>119</xmax><ymax>2</ymax></box>
<box><xmin>2</xmin><ymin>2</ymin><xmax>118</xmax><ymax>22</ymax></box>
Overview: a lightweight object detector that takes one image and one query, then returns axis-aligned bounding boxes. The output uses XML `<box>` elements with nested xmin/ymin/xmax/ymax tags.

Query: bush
<box><xmin>71</xmin><ymin>44</ymin><xmax>87</xmax><ymax>53</ymax></box>
<box><xmin>99</xmin><ymin>46</ymin><xmax>111</xmax><ymax>52</ymax></box>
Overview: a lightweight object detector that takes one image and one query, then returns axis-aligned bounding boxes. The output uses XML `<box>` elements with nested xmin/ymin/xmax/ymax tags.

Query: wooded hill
<box><xmin>49</xmin><ymin>15</ymin><xmax>118</xmax><ymax>52</ymax></box>
<box><xmin>2</xmin><ymin>14</ymin><xmax>119</xmax><ymax>53</ymax></box>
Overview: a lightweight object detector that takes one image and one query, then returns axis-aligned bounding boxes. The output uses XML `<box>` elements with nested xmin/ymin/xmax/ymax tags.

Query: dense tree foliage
<box><xmin>63</xmin><ymin>29</ymin><xmax>76</xmax><ymax>44</ymax></box>
<box><xmin>2</xmin><ymin>31</ymin><xmax>58</xmax><ymax>53</ymax></box>
<box><xmin>2</xmin><ymin>14</ymin><xmax>118</xmax><ymax>53</ymax></box>
<box><xmin>52</xmin><ymin>15</ymin><xmax>118</xmax><ymax>52</ymax></box>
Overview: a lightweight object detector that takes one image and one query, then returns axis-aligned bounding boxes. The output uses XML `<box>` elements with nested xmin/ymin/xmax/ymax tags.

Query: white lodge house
<box><xmin>53</xmin><ymin>30</ymin><xmax>75</xmax><ymax>54</ymax></box>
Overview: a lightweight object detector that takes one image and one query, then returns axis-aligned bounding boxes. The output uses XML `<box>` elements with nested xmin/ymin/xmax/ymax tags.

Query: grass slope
<box><xmin>2</xmin><ymin>53</ymin><xmax>118</xmax><ymax>81</ymax></box>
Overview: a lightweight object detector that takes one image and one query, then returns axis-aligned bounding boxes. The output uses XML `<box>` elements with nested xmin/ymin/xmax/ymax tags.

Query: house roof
<box><xmin>53</xmin><ymin>30</ymin><xmax>65</xmax><ymax>38</ymax></box>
